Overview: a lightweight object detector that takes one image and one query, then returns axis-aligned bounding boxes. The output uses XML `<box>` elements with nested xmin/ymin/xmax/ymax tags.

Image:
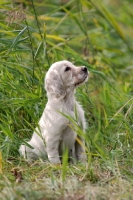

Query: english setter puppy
<box><xmin>19</xmin><ymin>60</ymin><xmax>89</xmax><ymax>164</ymax></box>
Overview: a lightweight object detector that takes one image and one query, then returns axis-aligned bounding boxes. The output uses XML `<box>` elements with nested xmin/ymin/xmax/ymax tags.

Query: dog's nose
<box><xmin>82</xmin><ymin>66</ymin><xmax>88</xmax><ymax>73</ymax></box>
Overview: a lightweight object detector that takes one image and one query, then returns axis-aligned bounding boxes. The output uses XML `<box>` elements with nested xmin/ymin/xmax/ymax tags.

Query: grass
<box><xmin>0</xmin><ymin>0</ymin><xmax>133</xmax><ymax>199</ymax></box>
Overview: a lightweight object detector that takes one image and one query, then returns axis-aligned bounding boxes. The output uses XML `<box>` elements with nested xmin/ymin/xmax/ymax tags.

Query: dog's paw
<box><xmin>48</xmin><ymin>156</ymin><xmax>61</xmax><ymax>165</ymax></box>
<box><xmin>78</xmin><ymin>153</ymin><xmax>87</xmax><ymax>163</ymax></box>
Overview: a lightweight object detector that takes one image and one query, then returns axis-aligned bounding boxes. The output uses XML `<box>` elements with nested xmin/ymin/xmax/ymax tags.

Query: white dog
<box><xmin>19</xmin><ymin>60</ymin><xmax>89</xmax><ymax>164</ymax></box>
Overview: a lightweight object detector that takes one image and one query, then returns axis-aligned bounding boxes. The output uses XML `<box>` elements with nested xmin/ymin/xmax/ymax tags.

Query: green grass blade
<box><xmin>7</xmin><ymin>26</ymin><xmax>27</xmax><ymax>54</ymax></box>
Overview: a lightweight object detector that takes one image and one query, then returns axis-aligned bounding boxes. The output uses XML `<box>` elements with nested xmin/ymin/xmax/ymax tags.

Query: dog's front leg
<box><xmin>75</xmin><ymin>136</ymin><xmax>87</xmax><ymax>163</ymax></box>
<box><xmin>45</xmin><ymin>135</ymin><xmax>61</xmax><ymax>164</ymax></box>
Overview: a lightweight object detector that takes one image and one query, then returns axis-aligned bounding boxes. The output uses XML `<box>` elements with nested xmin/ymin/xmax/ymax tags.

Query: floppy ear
<box><xmin>45</xmin><ymin>70</ymin><xmax>66</xmax><ymax>98</ymax></box>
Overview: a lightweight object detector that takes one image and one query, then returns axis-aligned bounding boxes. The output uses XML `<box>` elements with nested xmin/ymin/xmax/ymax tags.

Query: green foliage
<box><xmin>0</xmin><ymin>0</ymin><xmax>133</xmax><ymax>199</ymax></box>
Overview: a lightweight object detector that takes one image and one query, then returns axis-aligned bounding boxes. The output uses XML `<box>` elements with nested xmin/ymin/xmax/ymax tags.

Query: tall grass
<box><xmin>0</xmin><ymin>0</ymin><xmax>133</xmax><ymax>199</ymax></box>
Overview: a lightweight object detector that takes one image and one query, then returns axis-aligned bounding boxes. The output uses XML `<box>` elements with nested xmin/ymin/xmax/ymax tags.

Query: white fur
<box><xmin>19</xmin><ymin>60</ymin><xmax>89</xmax><ymax>164</ymax></box>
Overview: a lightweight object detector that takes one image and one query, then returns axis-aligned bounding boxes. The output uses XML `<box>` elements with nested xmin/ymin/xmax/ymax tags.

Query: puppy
<box><xmin>19</xmin><ymin>60</ymin><xmax>89</xmax><ymax>164</ymax></box>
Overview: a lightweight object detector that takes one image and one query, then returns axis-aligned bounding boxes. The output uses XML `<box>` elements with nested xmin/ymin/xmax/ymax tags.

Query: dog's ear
<box><xmin>45</xmin><ymin>70</ymin><xmax>66</xmax><ymax>98</ymax></box>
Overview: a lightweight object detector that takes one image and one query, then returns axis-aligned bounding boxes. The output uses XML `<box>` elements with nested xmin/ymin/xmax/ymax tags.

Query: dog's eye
<box><xmin>65</xmin><ymin>66</ymin><xmax>71</xmax><ymax>72</ymax></box>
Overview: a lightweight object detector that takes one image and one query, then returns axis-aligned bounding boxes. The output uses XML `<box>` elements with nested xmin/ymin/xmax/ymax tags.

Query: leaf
<box><xmin>11</xmin><ymin>168</ymin><xmax>23</xmax><ymax>183</ymax></box>
<box><xmin>47</xmin><ymin>34</ymin><xmax>65</xmax><ymax>41</ymax></box>
<box><xmin>0</xmin><ymin>151</ymin><xmax>2</xmax><ymax>174</ymax></box>
<box><xmin>8</xmin><ymin>26</ymin><xmax>27</xmax><ymax>54</ymax></box>
<box><xmin>34</xmin><ymin>41</ymin><xmax>43</xmax><ymax>60</ymax></box>
<box><xmin>0</xmin><ymin>124</ymin><xmax>13</xmax><ymax>139</ymax></box>
<box><xmin>62</xmin><ymin>148</ymin><xmax>68</xmax><ymax>183</ymax></box>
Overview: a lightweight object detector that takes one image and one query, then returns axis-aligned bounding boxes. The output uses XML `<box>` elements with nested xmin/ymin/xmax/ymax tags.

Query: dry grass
<box><xmin>1</xmin><ymin>159</ymin><xmax>133</xmax><ymax>200</ymax></box>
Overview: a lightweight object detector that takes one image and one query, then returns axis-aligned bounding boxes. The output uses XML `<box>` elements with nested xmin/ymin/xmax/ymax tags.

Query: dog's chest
<box><xmin>60</xmin><ymin>125</ymin><xmax>77</xmax><ymax>148</ymax></box>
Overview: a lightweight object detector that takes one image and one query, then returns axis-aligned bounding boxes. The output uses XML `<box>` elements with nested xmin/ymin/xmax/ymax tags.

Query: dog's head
<box><xmin>45</xmin><ymin>60</ymin><xmax>89</xmax><ymax>99</ymax></box>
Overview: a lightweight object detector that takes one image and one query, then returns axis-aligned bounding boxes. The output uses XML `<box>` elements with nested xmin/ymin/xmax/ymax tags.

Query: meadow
<box><xmin>0</xmin><ymin>0</ymin><xmax>133</xmax><ymax>199</ymax></box>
